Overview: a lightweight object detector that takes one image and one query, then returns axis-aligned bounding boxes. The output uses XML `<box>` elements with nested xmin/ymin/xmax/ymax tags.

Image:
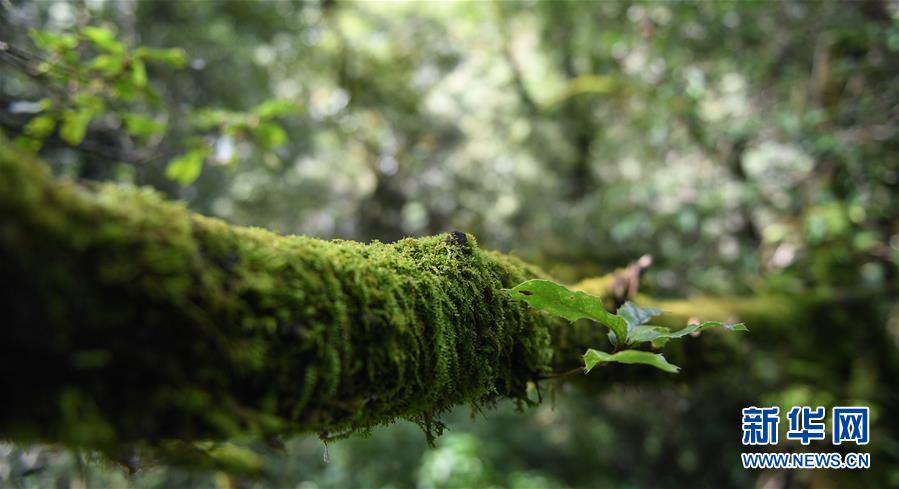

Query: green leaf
<box><xmin>81</xmin><ymin>26</ymin><xmax>125</xmax><ymax>54</ymax></box>
<box><xmin>628</xmin><ymin>321</ymin><xmax>748</xmax><ymax>347</ymax></box>
<box><xmin>131</xmin><ymin>59</ymin><xmax>148</xmax><ymax>87</ymax></box>
<box><xmin>504</xmin><ymin>279</ymin><xmax>628</xmax><ymax>345</ymax></box>
<box><xmin>612</xmin><ymin>301</ymin><xmax>662</xmax><ymax>344</ymax></box>
<box><xmin>627</xmin><ymin>325</ymin><xmax>676</xmax><ymax>345</ymax></box>
<box><xmin>114</xmin><ymin>79</ymin><xmax>137</xmax><ymax>102</ymax></box>
<box><xmin>253</xmin><ymin>99</ymin><xmax>300</xmax><ymax>119</ymax></box>
<box><xmin>29</xmin><ymin>29</ymin><xmax>78</xmax><ymax>51</ymax></box>
<box><xmin>134</xmin><ymin>47</ymin><xmax>188</xmax><ymax>68</ymax></box>
<box><xmin>73</xmin><ymin>93</ymin><xmax>105</xmax><ymax>113</ymax></box>
<box><xmin>583</xmin><ymin>348</ymin><xmax>680</xmax><ymax>374</ymax></box>
<box><xmin>165</xmin><ymin>148</ymin><xmax>208</xmax><ymax>185</ymax></box>
<box><xmin>255</xmin><ymin>122</ymin><xmax>287</xmax><ymax>149</ymax></box>
<box><xmin>88</xmin><ymin>54</ymin><xmax>125</xmax><ymax>75</ymax></box>
<box><xmin>617</xmin><ymin>302</ymin><xmax>662</xmax><ymax>329</ymax></box>
<box><xmin>23</xmin><ymin>114</ymin><xmax>57</xmax><ymax>139</ymax></box>
<box><xmin>60</xmin><ymin>110</ymin><xmax>92</xmax><ymax>146</ymax></box>
<box><xmin>123</xmin><ymin>113</ymin><xmax>165</xmax><ymax>140</ymax></box>
<box><xmin>695</xmin><ymin>321</ymin><xmax>749</xmax><ymax>332</ymax></box>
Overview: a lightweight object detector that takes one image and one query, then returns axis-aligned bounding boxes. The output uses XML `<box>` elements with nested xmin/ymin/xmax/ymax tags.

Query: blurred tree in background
<box><xmin>1</xmin><ymin>0</ymin><xmax>898</xmax><ymax>487</ymax></box>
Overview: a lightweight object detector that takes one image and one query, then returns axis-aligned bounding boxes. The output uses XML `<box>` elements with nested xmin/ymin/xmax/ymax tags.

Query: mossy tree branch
<box><xmin>0</xmin><ymin>140</ymin><xmax>561</xmax><ymax>453</ymax></box>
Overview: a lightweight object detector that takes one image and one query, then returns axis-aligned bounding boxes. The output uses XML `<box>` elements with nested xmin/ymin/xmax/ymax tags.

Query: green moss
<box><xmin>0</xmin><ymin>138</ymin><xmax>554</xmax><ymax>453</ymax></box>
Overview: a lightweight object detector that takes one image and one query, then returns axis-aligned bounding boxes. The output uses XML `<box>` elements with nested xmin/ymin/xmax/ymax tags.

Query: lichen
<box><xmin>0</xmin><ymin>137</ymin><xmax>555</xmax><ymax>455</ymax></box>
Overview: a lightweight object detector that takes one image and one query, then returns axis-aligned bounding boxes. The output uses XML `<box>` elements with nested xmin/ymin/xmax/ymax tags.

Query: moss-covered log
<box><xmin>0</xmin><ymin>141</ymin><xmax>558</xmax><ymax>451</ymax></box>
<box><xmin>0</xmin><ymin>138</ymin><xmax>821</xmax><ymax>462</ymax></box>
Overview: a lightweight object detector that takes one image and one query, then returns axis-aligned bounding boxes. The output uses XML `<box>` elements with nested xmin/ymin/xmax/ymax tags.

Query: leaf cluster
<box><xmin>505</xmin><ymin>279</ymin><xmax>746</xmax><ymax>373</ymax></box>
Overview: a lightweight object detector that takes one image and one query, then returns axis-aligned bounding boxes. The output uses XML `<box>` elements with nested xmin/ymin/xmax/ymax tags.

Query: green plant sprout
<box><xmin>504</xmin><ymin>279</ymin><xmax>747</xmax><ymax>374</ymax></box>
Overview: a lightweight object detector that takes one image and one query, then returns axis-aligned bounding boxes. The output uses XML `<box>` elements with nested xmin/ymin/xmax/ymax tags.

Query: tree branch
<box><xmin>0</xmin><ymin>136</ymin><xmax>564</xmax><ymax>454</ymax></box>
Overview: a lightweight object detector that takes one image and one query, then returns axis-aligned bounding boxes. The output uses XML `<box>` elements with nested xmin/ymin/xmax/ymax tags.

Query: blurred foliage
<box><xmin>3</xmin><ymin>21</ymin><xmax>297</xmax><ymax>185</ymax></box>
<box><xmin>1</xmin><ymin>0</ymin><xmax>899</xmax><ymax>487</ymax></box>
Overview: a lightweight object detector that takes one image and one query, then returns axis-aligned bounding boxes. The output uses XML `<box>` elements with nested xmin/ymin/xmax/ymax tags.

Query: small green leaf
<box><xmin>23</xmin><ymin>114</ymin><xmax>57</xmax><ymax>139</ymax></box>
<box><xmin>29</xmin><ymin>29</ymin><xmax>78</xmax><ymax>51</ymax></box>
<box><xmin>255</xmin><ymin>121</ymin><xmax>287</xmax><ymax>149</ymax></box>
<box><xmin>131</xmin><ymin>59</ymin><xmax>148</xmax><ymax>87</ymax></box>
<box><xmin>88</xmin><ymin>54</ymin><xmax>125</xmax><ymax>75</ymax></box>
<box><xmin>610</xmin><ymin>301</ymin><xmax>663</xmax><ymax>345</ymax></box>
<box><xmin>165</xmin><ymin>148</ymin><xmax>208</xmax><ymax>185</ymax></box>
<box><xmin>628</xmin><ymin>325</ymin><xmax>675</xmax><ymax>345</ymax></box>
<box><xmin>134</xmin><ymin>47</ymin><xmax>188</xmax><ymax>68</ymax></box>
<box><xmin>628</xmin><ymin>321</ymin><xmax>748</xmax><ymax>347</ymax></box>
<box><xmin>583</xmin><ymin>348</ymin><xmax>680</xmax><ymax>374</ymax></box>
<box><xmin>253</xmin><ymin>99</ymin><xmax>300</xmax><ymax>119</ymax></box>
<box><xmin>60</xmin><ymin>110</ymin><xmax>92</xmax><ymax>146</ymax></box>
<box><xmin>73</xmin><ymin>93</ymin><xmax>105</xmax><ymax>113</ymax></box>
<box><xmin>504</xmin><ymin>279</ymin><xmax>628</xmax><ymax>345</ymax></box>
<box><xmin>114</xmin><ymin>79</ymin><xmax>138</xmax><ymax>102</ymax></box>
<box><xmin>618</xmin><ymin>302</ymin><xmax>663</xmax><ymax>329</ymax></box>
<box><xmin>123</xmin><ymin>113</ymin><xmax>165</xmax><ymax>140</ymax></box>
<box><xmin>81</xmin><ymin>26</ymin><xmax>125</xmax><ymax>54</ymax></box>
<box><xmin>699</xmin><ymin>321</ymin><xmax>749</xmax><ymax>332</ymax></box>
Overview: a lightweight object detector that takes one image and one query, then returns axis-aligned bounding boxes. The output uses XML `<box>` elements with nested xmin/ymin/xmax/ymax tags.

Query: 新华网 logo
<box><xmin>740</xmin><ymin>406</ymin><xmax>870</xmax><ymax>470</ymax></box>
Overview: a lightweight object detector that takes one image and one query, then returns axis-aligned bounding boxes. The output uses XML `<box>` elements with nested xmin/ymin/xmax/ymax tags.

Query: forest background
<box><xmin>1</xmin><ymin>1</ymin><xmax>899</xmax><ymax>488</ymax></box>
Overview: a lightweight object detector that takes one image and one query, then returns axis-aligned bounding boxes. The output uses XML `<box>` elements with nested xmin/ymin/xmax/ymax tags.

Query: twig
<box><xmin>538</xmin><ymin>365</ymin><xmax>586</xmax><ymax>380</ymax></box>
